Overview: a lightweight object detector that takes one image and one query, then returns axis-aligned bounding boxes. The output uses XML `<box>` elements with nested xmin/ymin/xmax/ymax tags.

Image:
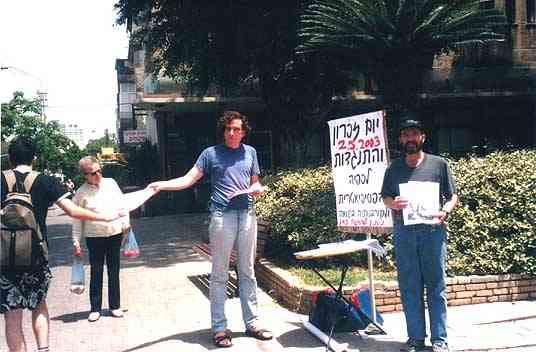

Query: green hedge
<box><xmin>447</xmin><ymin>150</ymin><xmax>536</xmax><ymax>275</ymax></box>
<box><xmin>256</xmin><ymin>150</ymin><xmax>536</xmax><ymax>275</ymax></box>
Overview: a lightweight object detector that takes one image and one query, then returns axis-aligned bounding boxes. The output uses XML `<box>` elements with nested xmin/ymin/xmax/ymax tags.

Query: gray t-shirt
<box><xmin>380</xmin><ymin>153</ymin><xmax>457</xmax><ymax>224</ymax></box>
<box><xmin>195</xmin><ymin>143</ymin><xmax>260</xmax><ymax>211</ymax></box>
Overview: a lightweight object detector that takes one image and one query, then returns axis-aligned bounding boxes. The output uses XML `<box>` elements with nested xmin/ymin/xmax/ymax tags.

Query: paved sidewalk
<box><xmin>1</xmin><ymin>212</ymin><xmax>535</xmax><ymax>351</ymax></box>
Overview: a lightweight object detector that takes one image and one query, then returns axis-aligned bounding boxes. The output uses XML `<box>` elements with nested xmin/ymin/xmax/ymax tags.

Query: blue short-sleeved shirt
<box><xmin>195</xmin><ymin>143</ymin><xmax>260</xmax><ymax>211</ymax></box>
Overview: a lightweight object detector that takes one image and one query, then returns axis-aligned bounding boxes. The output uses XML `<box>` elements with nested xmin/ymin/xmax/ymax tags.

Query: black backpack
<box><xmin>1</xmin><ymin>170</ymin><xmax>48</xmax><ymax>273</ymax></box>
<box><xmin>309</xmin><ymin>290</ymin><xmax>368</xmax><ymax>334</ymax></box>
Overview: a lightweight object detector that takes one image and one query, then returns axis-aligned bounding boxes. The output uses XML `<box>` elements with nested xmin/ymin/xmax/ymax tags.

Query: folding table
<box><xmin>294</xmin><ymin>239</ymin><xmax>387</xmax><ymax>351</ymax></box>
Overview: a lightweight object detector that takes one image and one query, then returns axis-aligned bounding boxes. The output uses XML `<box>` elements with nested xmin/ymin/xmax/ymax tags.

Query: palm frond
<box><xmin>298</xmin><ymin>0</ymin><xmax>507</xmax><ymax>56</ymax></box>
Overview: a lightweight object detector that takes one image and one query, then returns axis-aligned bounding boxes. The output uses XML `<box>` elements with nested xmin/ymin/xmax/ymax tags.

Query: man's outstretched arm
<box><xmin>56</xmin><ymin>198</ymin><xmax>123</xmax><ymax>222</ymax></box>
<box><xmin>148</xmin><ymin>166</ymin><xmax>204</xmax><ymax>192</ymax></box>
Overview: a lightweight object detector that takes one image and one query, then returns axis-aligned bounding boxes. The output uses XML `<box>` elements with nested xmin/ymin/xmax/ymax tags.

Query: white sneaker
<box><xmin>111</xmin><ymin>309</ymin><xmax>124</xmax><ymax>318</ymax></box>
<box><xmin>432</xmin><ymin>342</ymin><xmax>449</xmax><ymax>352</ymax></box>
<box><xmin>88</xmin><ymin>312</ymin><xmax>100</xmax><ymax>322</ymax></box>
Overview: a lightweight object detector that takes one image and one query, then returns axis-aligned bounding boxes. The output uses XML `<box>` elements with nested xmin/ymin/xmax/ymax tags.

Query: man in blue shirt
<box><xmin>149</xmin><ymin>111</ymin><xmax>272</xmax><ymax>348</ymax></box>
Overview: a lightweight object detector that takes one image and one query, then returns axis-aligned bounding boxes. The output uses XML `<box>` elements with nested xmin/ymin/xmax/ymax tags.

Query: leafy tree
<box><xmin>1</xmin><ymin>91</ymin><xmax>83</xmax><ymax>180</ymax></box>
<box><xmin>297</xmin><ymin>0</ymin><xmax>508</xmax><ymax>126</ymax></box>
<box><xmin>1</xmin><ymin>92</ymin><xmax>41</xmax><ymax>142</ymax></box>
<box><xmin>114</xmin><ymin>0</ymin><xmax>353</xmax><ymax>167</ymax></box>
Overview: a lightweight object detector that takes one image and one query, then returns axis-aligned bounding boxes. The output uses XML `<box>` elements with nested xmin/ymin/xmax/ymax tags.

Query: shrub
<box><xmin>447</xmin><ymin>150</ymin><xmax>536</xmax><ymax>275</ymax></box>
<box><xmin>257</xmin><ymin>166</ymin><xmax>393</xmax><ymax>268</ymax></box>
<box><xmin>257</xmin><ymin>149</ymin><xmax>536</xmax><ymax>275</ymax></box>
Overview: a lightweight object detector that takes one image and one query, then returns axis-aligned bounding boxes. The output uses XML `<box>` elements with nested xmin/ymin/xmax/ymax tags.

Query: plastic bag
<box><xmin>122</xmin><ymin>229</ymin><xmax>140</xmax><ymax>258</ymax></box>
<box><xmin>354</xmin><ymin>288</ymin><xmax>384</xmax><ymax>325</ymax></box>
<box><xmin>70</xmin><ymin>256</ymin><xmax>85</xmax><ymax>294</ymax></box>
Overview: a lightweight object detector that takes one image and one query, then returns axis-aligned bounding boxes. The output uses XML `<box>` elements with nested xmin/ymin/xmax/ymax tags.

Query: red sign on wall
<box><xmin>124</xmin><ymin>130</ymin><xmax>146</xmax><ymax>144</ymax></box>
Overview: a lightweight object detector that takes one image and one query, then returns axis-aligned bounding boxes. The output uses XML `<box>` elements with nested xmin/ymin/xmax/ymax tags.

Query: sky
<box><xmin>0</xmin><ymin>1</ymin><xmax>129</xmax><ymax>139</ymax></box>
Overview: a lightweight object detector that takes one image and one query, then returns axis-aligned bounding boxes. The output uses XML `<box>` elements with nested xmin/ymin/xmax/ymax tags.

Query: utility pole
<box><xmin>105</xmin><ymin>128</ymin><xmax>110</xmax><ymax>146</ymax></box>
<box><xmin>37</xmin><ymin>90</ymin><xmax>48</xmax><ymax>122</ymax></box>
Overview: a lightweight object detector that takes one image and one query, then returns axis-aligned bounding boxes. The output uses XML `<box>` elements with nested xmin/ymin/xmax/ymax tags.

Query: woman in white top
<box><xmin>72</xmin><ymin>156</ymin><xmax>130</xmax><ymax>322</ymax></box>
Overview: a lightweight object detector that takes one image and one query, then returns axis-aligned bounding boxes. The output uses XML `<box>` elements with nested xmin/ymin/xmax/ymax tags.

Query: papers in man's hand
<box><xmin>229</xmin><ymin>182</ymin><xmax>268</xmax><ymax>199</ymax></box>
<box><xmin>122</xmin><ymin>188</ymin><xmax>158</xmax><ymax>212</ymax></box>
<box><xmin>399</xmin><ymin>181</ymin><xmax>440</xmax><ymax>225</ymax></box>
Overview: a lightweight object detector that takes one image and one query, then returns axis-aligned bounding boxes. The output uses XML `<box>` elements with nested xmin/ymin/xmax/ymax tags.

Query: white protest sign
<box><xmin>328</xmin><ymin>111</ymin><xmax>392</xmax><ymax>233</ymax></box>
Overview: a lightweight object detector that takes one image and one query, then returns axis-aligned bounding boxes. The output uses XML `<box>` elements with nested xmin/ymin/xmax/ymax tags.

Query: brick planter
<box><xmin>255</xmin><ymin>257</ymin><xmax>536</xmax><ymax>315</ymax></box>
<box><xmin>256</xmin><ymin>220</ymin><xmax>271</xmax><ymax>258</ymax></box>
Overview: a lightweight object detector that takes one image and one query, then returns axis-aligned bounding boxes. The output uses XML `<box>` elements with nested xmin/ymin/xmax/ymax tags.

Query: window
<box><xmin>528</xmin><ymin>0</ymin><xmax>536</xmax><ymax>23</ymax></box>
<box><xmin>480</xmin><ymin>0</ymin><xmax>495</xmax><ymax>9</ymax></box>
<box><xmin>119</xmin><ymin>103</ymin><xmax>132</xmax><ymax>113</ymax></box>
<box><xmin>505</xmin><ymin>0</ymin><xmax>516</xmax><ymax>23</ymax></box>
<box><xmin>120</xmin><ymin>82</ymin><xmax>135</xmax><ymax>93</ymax></box>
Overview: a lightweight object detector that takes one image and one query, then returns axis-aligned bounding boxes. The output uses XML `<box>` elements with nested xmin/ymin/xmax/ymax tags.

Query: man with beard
<box><xmin>381</xmin><ymin>119</ymin><xmax>458</xmax><ymax>352</ymax></box>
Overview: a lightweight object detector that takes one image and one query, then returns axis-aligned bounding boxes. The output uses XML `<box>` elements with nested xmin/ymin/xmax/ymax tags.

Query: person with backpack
<box><xmin>1</xmin><ymin>138</ymin><xmax>124</xmax><ymax>352</ymax></box>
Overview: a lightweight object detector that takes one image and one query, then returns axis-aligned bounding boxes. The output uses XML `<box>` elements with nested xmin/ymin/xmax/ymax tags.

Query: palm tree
<box><xmin>297</xmin><ymin>0</ymin><xmax>508</xmax><ymax>122</ymax></box>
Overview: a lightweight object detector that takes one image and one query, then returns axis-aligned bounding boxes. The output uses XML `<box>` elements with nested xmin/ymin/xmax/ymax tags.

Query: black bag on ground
<box><xmin>1</xmin><ymin>170</ymin><xmax>48</xmax><ymax>272</ymax></box>
<box><xmin>309</xmin><ymin>290</ymin><xmax>369</xmax><ymax>333</ymax></box>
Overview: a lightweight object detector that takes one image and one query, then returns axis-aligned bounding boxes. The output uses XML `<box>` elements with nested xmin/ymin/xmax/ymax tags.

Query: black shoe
<box><xmin>401</xmin><ymin>338</ymin><xmax>425</xmax><ymax>352</ymax></box>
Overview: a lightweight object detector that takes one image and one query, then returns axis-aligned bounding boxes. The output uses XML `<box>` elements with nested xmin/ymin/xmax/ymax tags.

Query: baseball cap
<box><xmin>399</xmin><ymin>119</ymin><xmax>424</xmax><ymax>134</ymax></box>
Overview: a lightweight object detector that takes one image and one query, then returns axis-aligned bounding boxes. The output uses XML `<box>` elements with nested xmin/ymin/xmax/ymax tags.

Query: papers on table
<box><xmin>122</xmin><ymin>188</ymin><xmax>158</xmax><ymax>212</ymax></box>
<box><xmin>229</xmin><ymin>182</ymin><xmax>268</xmax><ymax>199</ymax></box>
<box><xmin>294</xmin><ymin>239</ymin><xmax>386</xmax><ymax>260</ymax></box>
<box><xmin>318</xmin><ymin>239</ymin><xmax>386</xmax><ymax>256</ymax></box>
<box><xmin>399</xmin><ymin>181</ymin><xmax>440</xmax><ymax>225</ymax></box>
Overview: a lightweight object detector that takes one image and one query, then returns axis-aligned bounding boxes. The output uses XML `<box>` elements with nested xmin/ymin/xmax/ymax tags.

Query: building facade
<box><xmin>116</xmin><ymin>1</ymin><xmax>536</xmax><ymax>213</ymax></box>
<box><xmin>53</xmin><ymin>120</ymin><xmax>88</xmax><ymax>149</ymax></box>
<box><xmin>333</xmin><ymin>0</ymin><xmax>536</xmax><ymax>155</ymax></box>
<box><xmin>420</xmin><ymin>0</ymin><xmax>536</xmax><ymax>155</ymax></box>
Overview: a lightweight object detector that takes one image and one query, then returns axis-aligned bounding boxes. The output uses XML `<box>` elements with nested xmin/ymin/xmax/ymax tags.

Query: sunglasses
<box><xmin>84</xmin><ymin>169</ymin><xmax>102</xmax><ymax>176</ymax></box>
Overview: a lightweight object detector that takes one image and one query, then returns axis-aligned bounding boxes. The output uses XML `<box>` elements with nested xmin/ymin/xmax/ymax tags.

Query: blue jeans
<box><xmin>394</xmin><ymin>223</ymin><xmax>448</xmax><ymax>344</ymax></box>
<box><xmin>209</xmin><ymin>209</ymin><xmax>258</xmax><ymax>333</ymax></box>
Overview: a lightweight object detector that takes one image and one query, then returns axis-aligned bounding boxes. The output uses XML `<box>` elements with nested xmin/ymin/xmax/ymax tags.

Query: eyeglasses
<box><xmin>84</xmin><ymin>169</ymin><xmax>102</xmax><ymax>176</ymax></box>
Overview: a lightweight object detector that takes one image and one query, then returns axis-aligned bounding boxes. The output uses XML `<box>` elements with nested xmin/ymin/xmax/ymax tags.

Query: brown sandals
<box><xmin>213</xmin><ymin>330</ymin><xmax>233</xmax><ymax>348</ymax></box>
<box><xmin>245</xmin><ymin>326</ymin><xmax>273</xmax><ymax>340</ymax></box>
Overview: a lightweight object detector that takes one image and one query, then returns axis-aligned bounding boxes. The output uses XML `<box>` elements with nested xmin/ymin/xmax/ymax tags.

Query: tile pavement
<box><xmin>1</xmin><ymin>211</ymin><xmax>535</xmax><ymax>352</ymax></box>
